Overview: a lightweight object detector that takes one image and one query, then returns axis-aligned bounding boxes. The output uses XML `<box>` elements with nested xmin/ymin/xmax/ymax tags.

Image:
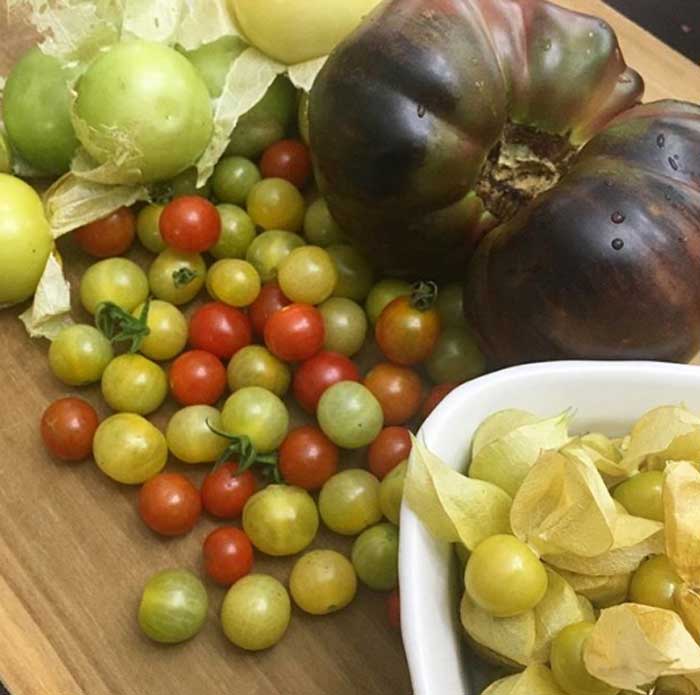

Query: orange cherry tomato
<box><xmin>363</xmin><ymin>362</ymin><xmax>423</xmax><ymax>425</ymax></box>
<box><xmin>73</xmin><ymin>207</ymin><xmax>136</xmax><ymax>258</ymax></box>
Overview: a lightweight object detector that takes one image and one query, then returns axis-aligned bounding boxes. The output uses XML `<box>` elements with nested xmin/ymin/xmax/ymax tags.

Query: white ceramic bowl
<box><xmin>399</xmin><ymin>360</ymin><xmax>700</xmax><ymax>695</ymax></box>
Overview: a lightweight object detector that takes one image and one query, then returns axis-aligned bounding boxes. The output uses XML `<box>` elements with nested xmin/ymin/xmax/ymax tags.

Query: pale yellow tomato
<box><xmin>166</xmin><ymin>405</ymin><xmax>228</xmax><ymax>464</ymax></box>
<box><xmin>133</xmin><ymin>300</ymin><xmax>188</xmax><ymax>361</ymax></box>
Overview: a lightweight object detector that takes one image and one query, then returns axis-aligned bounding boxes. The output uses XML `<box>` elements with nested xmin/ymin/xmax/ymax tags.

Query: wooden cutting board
<box><xmin>1</xmin><ymin>3</ymin><xmax>699</xmax><ymax>695</ymax></box>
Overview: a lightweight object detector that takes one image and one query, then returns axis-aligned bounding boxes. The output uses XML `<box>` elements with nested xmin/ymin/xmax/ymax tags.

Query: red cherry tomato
<box><xmin>73</xmin><ymin>207</ymin><xmax>136</xmax><ymax>258</ymax></box>
<box><xmin>279</xmin><ymin>426</ymin><xmax>339</xmax><ymax>491</ymax></box>
<box><xmin>363</xmin><ymin>362</ymin><xmax>423</xmax><ymax>425</ymax></box>
<box><xmin>248</xmin><ymin>281</ymin><xmax>291</xmax><ymax>337</ymax></box>
<box><xmin>138</xmin><ymin>473</ymin><xmax>202</xmax><ymax>536</ymax></box>
<box><xmin>159</xmin><ymin>195</ymin><xmax>221</xmax><ymax>253</ymax></box>
<box><xmin>375</xmin><ymin>294</ymin><xmax>441</xmax><ymax>366</ymax></box>
<box><xmin>169</xmin><ymin>350</ymin><xmax>227</xmax><ymax>406</ymax></box>
<box><xmin>40</xmin><ymin>397</ymin><xmax>99</xmax><ymax>462</ymax></box>
<box><xmin>260</xmin><ymin>139</ymin><xmax>312</xmax><ymax>189</ymax></box>
<box><xmin>189</xmin><ymin>302</ymin><xmax>252</xmax><ymax>359</ymax></box>
<box><xmin>367</xmin><ymin>427</ymin><xmax>412</xmax><ymax>480</ymax></box>
<box><xmin>201</xmin><ymin>461</ymin><xmax>256</xmax><ymax>519</ymax></box>
<box><xmin>203</xmin><ymin>527</ymin><xmax>254</xmax><ymax>586</ymax></box>
<box><xmin>292</xmin><ymin>351</ymin><xmax>361</xmax><ymax>413</ymax></box>
<box><xmin>264</xmin><ymin>303</ymin><xmax>325</xmax><ymax>363</ymax></box>
<box><xmin>422</xmin><ymin>382</ymin><xmax>459</xmax><ymax>419</ymax></box>
<box><xmin>387</xmin><ymin>588</ymin><xmax>401</xmax><ymax>629</ymax></box>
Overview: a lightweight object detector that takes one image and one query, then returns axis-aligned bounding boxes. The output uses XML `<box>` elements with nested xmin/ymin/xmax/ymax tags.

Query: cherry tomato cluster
<box><xmin>40</xmin><ymin>134</ymin><xmax>486</xmax><ymax>651</ymax></box>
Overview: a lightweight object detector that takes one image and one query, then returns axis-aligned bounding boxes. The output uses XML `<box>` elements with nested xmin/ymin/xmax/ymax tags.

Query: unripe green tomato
<box><xmin>0</xmin><ymin>131</ymin><xmax>12</xmax><ymax>174</ymax></box>
<box><xmin>49</xmin><ymin>324</ymin><xmax>114</xmax><ymax>386</ymax></box>
<box><xmin>289</xmin><ymin>550</ymin><xmax>357</xmax><ymax>615</ymax></box>
<box><xmin>206</xmin><ymin>258</ymin><xmax>261</xmax><ymax>307</ymax></box>
<box><xmin>465</xmin><ymin>534</ymin><xmax>548</xmax><ymax>618</ymax></box>
<box><xmin>211</xmin><ymin>204</ymin><xmax>257</xmax><ymax>259</ymax></box>
<box><xmin>166</xmin><ymin>406</ymin><xmax>228</xmax><ymax>464</ymax></box>
<box><xmin>221</xmin><ymin>574</ymin><xmax>291</xmax><ymax>650</ymax></box>
<box><xmin>628</xmin><ymin>555</ymin><xmax>682</xmax><ymax>610</ymax></box>
<box><xmin>148</xmin><ymin>249</ymin><xmax>207</xmax><ymax>305</ymax></box>
<box><xmin>221</xmin><ymin>387</ymin><xmax>289</xmax><ymax>453</ymax></box>
<box><xmin>243</xmin><ymin>485</ymin><xmax>319</xmax><ymax>556</ymax></box>
<box><xmin>138</xmin><ymin>569</ymin><xmax>208</xmax><ymax>644</ymax></box>
<box><xmin>245</xmin><ymin>230</ymin><xmax>305</xmax><ymax>282</ymax></box>
<box><xmin>182</xmin><ymin>36</ymin><xmax>245</xmax><ymax>98</ymax></box>
<box><xmin>136</xmin><ymin>204</ymin><xmax>167</xmax><ymax>254</ymax></box>
<box><xmin>551</xmin><ymin>622</ymin><xmax>620</xmax><ymax>695</ymax></box>
<box><xmin>169</xmin><ymin>166</ymin><xmax>212</xmax><ymax>199</ymax></box>
<box><xmin>436</xmin><ymin>283</ymin><xmax>466</xmax><ymax>328</ymax></box>
<box><xmin>379</xmin><ymin>460</ymin><xmax>407</xmax><ymax>525</ymax></box>
<box><xmin>247</xmin><ymin>178</ymin><xmax>306</xmax><ymax>233</ymax></box>
<box><xmin>613</xmin><ymin>471</ymin><xmax>665</xmax><ymax>522</ymax></box>
<box><xmin>351</xmin><ymin>523</ymin><xmax>399</xmax><ymax>591</ymax></box>
<box><xmin>212</xmin><ymin>156</ymin><xmax>261</xmax><ymax>205</ymax></box>
<box><xmin>319</xmin><ymin>469</ymin><xmax>382</xmax><ymax>536</ymax></box>
<box><xmin>80</xmin><ymin>258</ymin><xmax>149</xmax><ymax>314</ymax></box>
<box><xmin>365</xmin><ymin>279</ymin><xmax>411</xmax><ymax>326</ymax></box>
<box><xmin>227</xmin><ymin>345</ymin><xmax>291</xmax><ymax>397</ymax></box>
<box><xmin>327</xmin><ymin>244</ymin><xmax>374</xmax><ymax>301</ymax></box>
<box><xmin>303</xmin><ymin>198</ymin><xmax>346</xmax><ymax>247</ymax></box>
<box><xmin>298</xmin><ymin>92</ymin><xmax>311</xmax><ymax>146</ymax></box>
<box><xmin>317</xmin><ymin>381</ymin><xmax>383</xmax><ymax>449</ymax></box>
<box><xmin>132</xmin><ymin>300</ymin><xmax>188</xmax><ymax>361</ymax></box>
<box><xmin>278</xmin><ymin>245</ymin><xmax>337</xmax><ymax>305</ymax></box>
<box><xmin>318</xmin><ymin>297</ymin><xmax>368</xmax><ymax>357</ymax></box>
<box><xmin>425</xmin><ymin>326</ymin><xmax>486</xmax><ymax>384</ymax></box>
<box><xmin>101</xmin><ymin>354</ymin><xmax>168</xmax><ymax>415</ymax></box>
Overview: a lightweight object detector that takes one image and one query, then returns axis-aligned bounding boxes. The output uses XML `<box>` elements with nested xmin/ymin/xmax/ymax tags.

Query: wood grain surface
<box><xmin>1</xmin><ymin>3</ymin><xmax>699</xmax><ymax>695</ymax></box>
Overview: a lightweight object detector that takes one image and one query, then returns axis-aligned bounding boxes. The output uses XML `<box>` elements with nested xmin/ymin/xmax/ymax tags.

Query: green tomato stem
<box><xmin>410</xmin><ymin>281</ymin><xmax>439</xmax><ymax>312</ymax></box>
<box><xmin>172</xmin><ymin>267</ymin><xmax>199</xmax><ymax>288</ymax></box>
<box><xmin>95</xmin><ymin>299</ymin><xmax>151</xmax><ymax>353</ymax></box>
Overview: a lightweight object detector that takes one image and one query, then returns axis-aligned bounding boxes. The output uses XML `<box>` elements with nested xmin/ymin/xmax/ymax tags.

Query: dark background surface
<box><xmin>0</xmin><ymin>2</ymin><xmax>698</xmax><ymax>695</ymax></box>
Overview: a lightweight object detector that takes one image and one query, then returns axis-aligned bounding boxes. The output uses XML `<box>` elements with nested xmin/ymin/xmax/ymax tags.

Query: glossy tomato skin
<box><xmin>248</xmin><ymin>281</ymin><xmax>291</xmax><ymax>337</ymax></box>
<box><xmin>421</xmin><ymin>382</ymin><xmax>459</xmax><ymax>419</ymax></box>
<box><xmin>292</xmin><ymin>351</ymin><xmax>360</xmax><ymax>413</ymax></box>
<box><xmin>260</xmin><ymin>139</ymin><xmax>312</xmax><ymax>189</ymax></box>
<box><xmin>375</xmin><ymin>296</ymin><xmax>440</xmax><ymax>366</ymax></box>
<box><xmin>203</xmin><ymin>527</ymin><xmax>254</xmax><ymax>586</ymax></box>
<box><xmin>40</xmin><ymin>397</ymin><xmax>99</xmax><ymax>462</ymax></box>
<box><xmin>169</xmin><ymin>350</ymin><xmax>227</xmax><ymax>406</ymax></box>
<box><xmin>264</xmin><ymin>303</ymin><xmax>325</xmax><ymax>363</ymax></box>
<box><xmin>367</xmin><ymin>426</ymin><xmax>412</xmax><ymax>480</ymax></box>
<box><xmin>279</xmin><ymin>426</ymin><xmax>339</xmax><ymax>491</ymax></box>
<box><xmin>201</xmin><ymin>461</ymin><xmax>256</xmax><ymax>519</ymax></box>
<box><xmin>363</xmin><ymin>363</ymin><xmax>423</xmax><ymax>425</ymax></box>
<box><xmin>139</xmin><ymin>473</ymin><xmax>202</xmax><ymax>536</ymax></box>
<box><xmin>74</xmin><ymin>207</ymin><xmax>136</xmax><ymax>258</ymax></box>
<box><xmin>160</xmin><ymin>196</ymin><xmax>221</xmax><ymax>253</ymax></box>
<box><xmin>189</xmin><ymin>302</ymin><xmax>252</xmax><ymax>359</ymax></box>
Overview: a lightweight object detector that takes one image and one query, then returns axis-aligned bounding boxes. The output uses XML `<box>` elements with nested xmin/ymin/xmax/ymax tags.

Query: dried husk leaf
<box><xmin>621</xmin><ymin>406</ymin><xmax>700</xmax><ymax>471</ymax></box>
<box><xmin>470</xmin><ymin>411</ymin><xmax>572</xmax><ymax>496</ymax></box>
<box><xmin>121</xmin><ymin>0</ymin><xmax>184</xmax><ymax>44</ymax></box>
<box><xmin>511</xmin><ymin>451</ymin><xmax>617</xmax><ymax>557</ymax></box>
<box><xmin>584</xmin><ymin>604</ymin><xmax>700</xmax><ymax>691</ymax></box>
<box><xmin>460</xmin><ymin>569</ymin><xmax>592</xmax><ymax>667</ymax></box>
<box><xmin>287</xmin><ymin>56</ymin><xmax>328</xmax><ymax>92</ymax></box>
<box><xmin>554</xmin><ymin>569</ymin><xmax>630</xmax><ymax>608</ymax></box>
<box><xmin>664</xmin><ymin>461</ymin><xmax>700</xmax><ymax>586</ymax></box>
<box><xmin>544</xmin><ymin>513</ymin><xmax>664</xmax><ymax>576</ymax></box>
<box><xmin>405</xmin><ymin>435</ymin><xmax>512</xmax><ymax>550</ymax></box>
<box><xmin>561</xmin><ymin>433</ymin><xmax>634</xmax><ymax>481</ymax></box>
<box><xmin>18</xmin><ymin>251</ymin><xmax>72</xmax><ymax>340</ymax></box>
<box><xmin>44</xmin><ymin>173</ymin><xmax>149</xmax><ymax>238</ymax></box>
<box><xmin>175</xmin><ymin>0</ymin><xmax>240</xmax><ymax>50</ymax></box>
<box><xmin>481</xmin><ymin>664</ymin><xmax>568</xmax><ymax>695</ymax></box>
<box><xmin>676</xmin><ymin>585</ymin><xmax>700</xmax><ymax>643</ymax></box>
<box><xmin>472</xmin><ymin>409</ymin><xmax>540</xmax><ymax>458</ymax></box>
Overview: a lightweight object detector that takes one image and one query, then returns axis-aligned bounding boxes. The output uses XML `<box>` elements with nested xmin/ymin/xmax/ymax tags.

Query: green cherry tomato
<box><xmin>365</xmin><ymin>279</ymin><xmax>412</xmax><ymax>326</ymax></box>
<box><xmin>303</xmin><ymin>198</ymin><xmax>346</xmax><ymax>247</ymax></box>
<box><xmin>245</xmin><ymin>230</ymin><xmax>305</xmax><ymax>282</ymax></box>
<box><xmin>210</xmin><ymin>204</ymin><xmax>257</xmax><ymax>259</ymax></box>
<box><xmin>351</xmin><ymin>523</ymin><xmax>399</xmax><ymax>591</ymax></box>
<box><xmin>166</xmin><ymin>405</ymin><xmax>228</xmax><ymax>464</ymax></box>
<box><xmin>138</xmin><ymin>569</ymin><xmax>208</xmax><ymax>644</ymax></box>
<box><xmin>425</xmin><ymin>326</ymin><xmax>486</xmax><ymax>384</ymax></box>
<box><xmin>182</xmin><ymin>36</ymin><xmax>245</xmax><ymax>98</ymax></box>
<box><xmin>290</xmin><ymin>550</ymin><xmax>357</xmax><ymax>615</ymax></box>
<box><xmin>93</xmin><ymin>413</ymin><xmax>167</xmax><ymax>484</ymax></box>
<box><xmin>298</xmin><ymin>92</ymin><xmax>311</xmax><ymax>145</ymax></box>
<box><xmin>206</xmin><ymin>259</ymin><xmax>261</xmax><ymax>307</ymax></box>
<box><xmin>148</xmin><ymin>248</ymin><xmax>206</xmax><ymax>305</ymax></box>
<box><xmin>132</xmin><ymin>300</ymin><xmax>188</xmax><ymax>362</ymax></box>
<box><xmin>101</xmin><ymin>354</ymin><xmax>168</xmax><ymax>415</ymax></box>
<box><xmin>247</xmin><ymin>178</ymin><xmax>305</xmax><ymax>233</ymax></box>
<box><xmin>465</xmin><ymin>535</ymin><xmax>549</xmax><ymax>618</ymax></box>
<box><xmin>319</xmin><ymin>469</ymin><xmax>382</xmax><ymax>536</ymax></box>
<box><xmin>379</xmin><ymin>461</ymin><xmax>407</xmax><ymax>526</ymax></box>
<box><xmin>243</xmin><ymin>485</ymin><xmax>319</xmax><ymax>556</ymax></box>
<box><xmin>436</xmin><ymin>283</ymin><xmax>466</xmax><ymax>328</ymax></box>
<box><xmin>136</xmin><ymin>204</ymin><xmax>167</xmax><ymax>254</ymax></box>
<box><xmin>628</xmin><ymin>555</ymin><xmax>682</xmax><ymax>610</ymax></box>
<box><xmin>80</xmin><ymin>258</ymin><xmax>149</xmax><ymax>315</ymax></box>
<box><xmin>278</xmin><ymin>245</ymin><xmax>337</xmax><ymax>305</ymax></box>
<box><xmin>49</xmin><ymin>324</ymin><xmax>114</xmax><ymax>386</ymax></box>
<box><xmin>318</xmin><ymin>297</ymin><xmax>368</xmax><ymax>357</ymax></box>
<box><xmin>613</xmin><ymin>471</ymin><xmax>665</xmax><ymax>522</ymax></box>
<box><xmin>221</xmin><ymin>574</ymin><xmax>291</xmax><ymax>650</ymax></box>
<box><xmin>0</xmin><ymin>131</ymin><xmax>11</xmax><ymax>173</ymax></box>
<box><xmin>221</xmin><ymin>387</ymin><xmax>289</xmax><ymax>453</ymax></box>
<box><xmin>212</xmin><ymin>156</ymin><xmax>262</xmax><ymax>205</ymax></box>
<box><xmin>317</xmin><ymin>381</ymin><xmax>383</xmax><ymax>449</ymax></box>
<box><xmin>327</xmin><ymin>244</ymin><xmax>374</xmax><ymax>301</ymax></box>
<box><xmin>227</xmin><ymin>345</ymin><xmax>291</xmax><ymax>397</ymax></box>
<box><xmin>2</xmin><ymin>47</ymin><xmax>78</xmax><ymax>175</ymax></box>
<box><xmin>168</xmin><ymin>166</ymin><xmax>213</xmax><ymax>199</ymax></box>
<box><xmin>551</xmin><ymin>622</ymin><xmax>620</xmax><ymax>695</ymax></box>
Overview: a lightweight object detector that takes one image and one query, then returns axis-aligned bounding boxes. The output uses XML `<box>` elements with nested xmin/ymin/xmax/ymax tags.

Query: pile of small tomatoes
<box><xmin>39</xmin><ymin>137</ymin><xmax>485</xmax><ymax>650</ymax></box>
